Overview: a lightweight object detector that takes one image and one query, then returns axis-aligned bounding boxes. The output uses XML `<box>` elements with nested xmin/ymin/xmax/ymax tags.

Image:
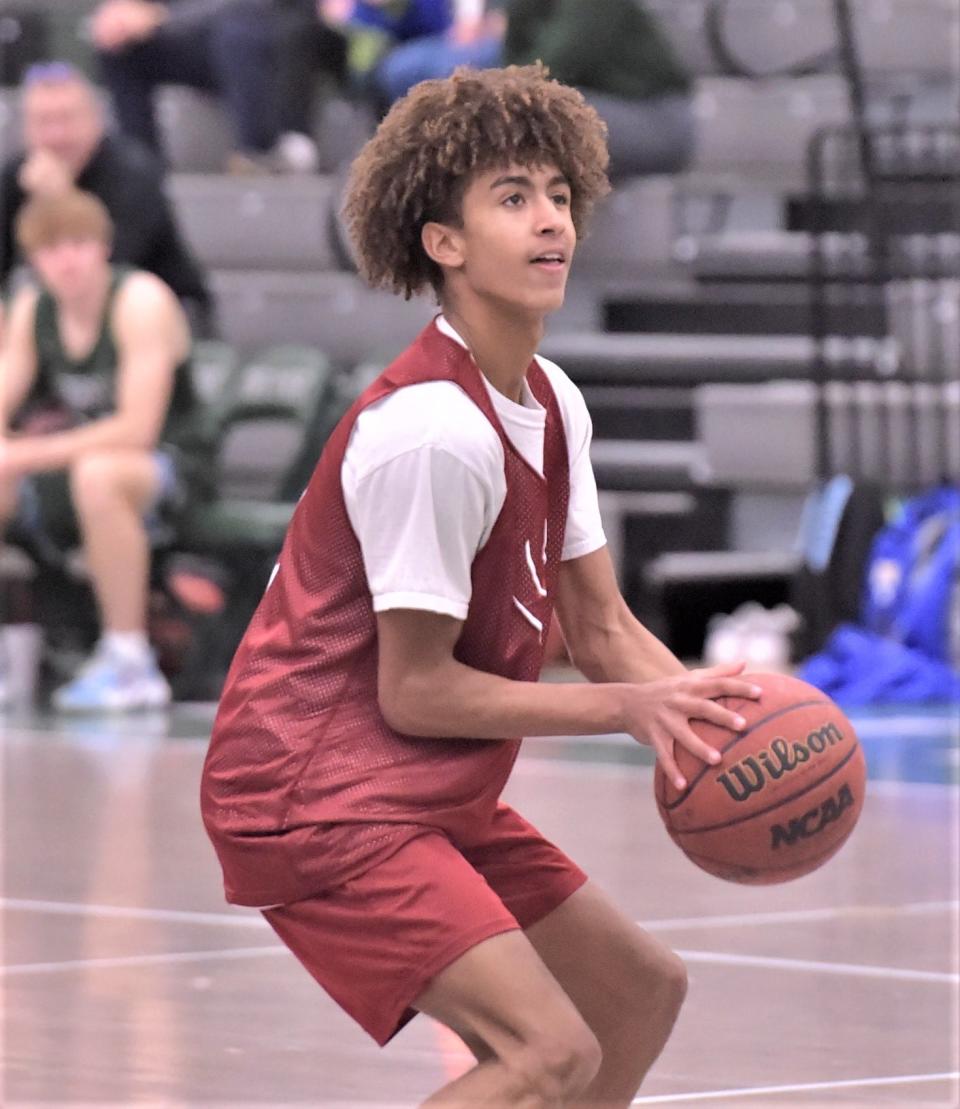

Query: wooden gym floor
<box><xmin>2</xmin><ymin>700</ymin><xmax>958</xmax><ymax>1107</ymax></box>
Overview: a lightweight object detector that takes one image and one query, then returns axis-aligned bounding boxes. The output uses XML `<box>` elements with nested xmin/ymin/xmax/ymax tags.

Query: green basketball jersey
<box><xmin>31</xmin><ymin>265</ymin><xmax>206</xmax><ymax>461</ymax></box>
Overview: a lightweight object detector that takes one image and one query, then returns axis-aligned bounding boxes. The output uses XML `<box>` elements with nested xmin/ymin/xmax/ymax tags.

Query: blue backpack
<box><xmin>862</xmin><ymin>485</ymin><xmax>960</xmax><ymax>669</ymax></box>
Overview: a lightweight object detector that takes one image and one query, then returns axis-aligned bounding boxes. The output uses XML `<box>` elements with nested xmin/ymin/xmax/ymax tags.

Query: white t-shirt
<box><xmin>341</xmin><ymin>316</ymin><xmax>606</xmax><ymax>620</ymax></box>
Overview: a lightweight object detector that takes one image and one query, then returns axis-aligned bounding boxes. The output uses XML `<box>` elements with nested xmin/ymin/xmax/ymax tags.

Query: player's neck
<box><xmin>56</xmin><ymin>265</ymin><xmax>111</xmax><ymax>325</ymax></box>
<box><xmin>442</xmin><ymin>301</ymin><xmax>544</xmax><ymax>405</ymax></box>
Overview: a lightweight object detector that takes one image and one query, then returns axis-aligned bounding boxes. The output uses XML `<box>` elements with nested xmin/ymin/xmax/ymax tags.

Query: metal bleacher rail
<box><xmin>693</xmin><ymin>122</ymin><xmax>960</xmax><ymax>493</ymax></box>
<box><xmin>806</xmin><ymin>120</ymin><xmax>960</xmax><ymax>490</ymax></box>
<box><xmin>676</xmin><ymin>118</ymin><xmax>960</xmax><ymax>650</ymax></box>
<box><xmin>631</xmin><ymin>0</ymin><xmax>960</xmax><ymax>654</ymax></box>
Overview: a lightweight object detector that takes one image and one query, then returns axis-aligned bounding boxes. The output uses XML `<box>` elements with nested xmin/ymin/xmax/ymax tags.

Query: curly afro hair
<box><xmin>343</xmin><ymin>64</ymin><xmax>610</xmax><ymax>300</ymax></box>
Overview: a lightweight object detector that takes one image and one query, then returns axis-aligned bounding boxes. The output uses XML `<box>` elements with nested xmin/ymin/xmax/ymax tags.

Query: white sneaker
<box><xmin>703</xmin><ymin>602</ymin><xmax>801</xmax><ymax>671</ymax></box>
<box><xmin>273</xmin><ymin>131</ymin><xmax>320</xmax><ymax>174</ymax></box>
<box><xmin>52</xmin><ymin>642</ymin><xmax>171</xmax><ymax>713</ymax></box>
<box><xmin>703</xmin><ymin>612</ymin><xmax>746</xmax><ymax>666</ymax></box>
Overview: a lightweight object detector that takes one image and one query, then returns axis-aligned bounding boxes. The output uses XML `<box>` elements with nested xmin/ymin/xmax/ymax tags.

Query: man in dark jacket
<box><xmin>504</xmin><ymin>0</ymin><xmax>695</xmax><ymax>178</ymax></box>
<box><xmin>0</xmin><ymin>62</ymin><xmax>214</xmax><ymax>335</ymax></box>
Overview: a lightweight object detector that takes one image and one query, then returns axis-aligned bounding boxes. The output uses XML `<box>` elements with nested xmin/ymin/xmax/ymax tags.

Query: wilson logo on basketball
<box><xmin>717</xmin><ymin>721</ymin><xmax>846</xmax><ymax>803</ymax></box>
<box><xmin>770</xmin><ymin>783</ymin><xmax>856</xmax><ymax>849</ymax></box>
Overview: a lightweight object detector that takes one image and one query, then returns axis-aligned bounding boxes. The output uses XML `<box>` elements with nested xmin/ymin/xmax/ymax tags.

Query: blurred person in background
<box><xmin>272</xmin><ymin>0</ymin><xmax>454</xmax><ymax>170</ymax></box>
<box><xmin>0</xmin><ymin>190</ymin><xmax>208</xmax><ymax>712</ymax></box>
<box><xmin>92</xmin><ymin>0</ymin><xmax>290</xmax><ymax>173</ymax></box>
<box><xmin>273</xmin><ymin>0</ymin><xmax>350</xmax><ymax>172</ymax></box>
<box><xmin>1</xmin><ymin>62</ymin><xmax>214</xmax><ymax>336</ymax></box>
<box><xmin>504</xmin><ymin>0</ymin><xmax>695</xmax><ymax>179</ymax></box>
<box><xmin>373</xmin><ymin>0</ymin><xmax>506</xmax><ymax>104</ymax></box>
<box><xmin>321</xmin><ymin>0</ymin><xmax>453</xmax><ymax>110</ymax></box>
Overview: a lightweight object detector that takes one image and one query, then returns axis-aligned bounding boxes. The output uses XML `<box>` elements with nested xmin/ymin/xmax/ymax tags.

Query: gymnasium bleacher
<box><xmin>2</xmin><ymin>0</ymin><xmax>958</xmax><ymax>685</ymax></box>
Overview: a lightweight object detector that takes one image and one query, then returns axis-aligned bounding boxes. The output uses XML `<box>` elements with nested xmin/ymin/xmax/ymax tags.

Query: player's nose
<box><xmin>533</xmin><ymin>206</ymin><xmax>565</xmax><ymax>238</ymax></box>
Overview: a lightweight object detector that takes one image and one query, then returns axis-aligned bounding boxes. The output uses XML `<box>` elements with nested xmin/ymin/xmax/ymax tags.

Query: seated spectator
<box><xmin>272</xmin><ymin>0</ymin><xmax>454</xmax><ymax>168</ymax></box>
<box><xmin>504</xmin><ymin>0</ymin><xmax>695</xmax><ymax>179</ymax></box>
<box><xmin>92</xmin><ymin>0</ymin><xmax>287</xmax><ymax>173</ymax></box>
<box><xmin>1</xmin><ymin>62</ymin><xmax>215</xmax><ymax>335</ymax></box>
<box><xmin>273</xmin><ymin>0</ymin><xmax>351</xmax><ymax>173</ymax></box>
<box><xmin>321</xmin><ymin>0</ymin><xmax>453</xmax><ymax>110</ymax></box>
<box><xmin>0</xmin><ymin>190</ymin><xmax>210</xmax><ymax>711</ymax></box>
<box><xmin>374</xmin><ymin>0</ymin><xmax>506</xmax><ymax>104</ymax></box>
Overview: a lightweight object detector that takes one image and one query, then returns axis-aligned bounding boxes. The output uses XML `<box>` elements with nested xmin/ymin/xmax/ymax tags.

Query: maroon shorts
<box><xmin>262</xmin><ymin>803</ymin><xmax>588</xmax><ymax>1045</ymax></box>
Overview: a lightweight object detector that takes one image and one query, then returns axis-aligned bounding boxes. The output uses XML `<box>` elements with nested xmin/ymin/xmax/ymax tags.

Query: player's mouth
<box><xmin>529</xmin><ymin>250</ymin><xmax>567</xmax><ymax>272</ymax></box>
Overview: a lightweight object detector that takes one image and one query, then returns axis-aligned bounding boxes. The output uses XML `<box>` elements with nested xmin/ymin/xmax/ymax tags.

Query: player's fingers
<box><xmin>672</xmin><ymin>720</ymin><xmax>723</xmax><ymax>769</ymax></box>
<box><xmin>651</xmin><ymin>734</ymin><xmax>687</xmax><ymax>791</ymax></box>
<box><xmin>687</xmin><ymin>692</ymin><xmax>753</xmax><ymax>736</ymax></box>
<box><xmin>693</xmin><ymin>676</ymin><xmax>764</xmax><ymax>701</ymax></box>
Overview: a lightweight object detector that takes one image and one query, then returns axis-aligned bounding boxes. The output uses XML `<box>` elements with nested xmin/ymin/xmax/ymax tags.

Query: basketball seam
<box><xmin>669</xmin><ymin>743</ymin><xmax>864</xmax><ymax>836</ymax></box>
<box><xmin>660</xmin><ymin>698</ymin><xmax>833</xmax><ymax>812</ymax></box>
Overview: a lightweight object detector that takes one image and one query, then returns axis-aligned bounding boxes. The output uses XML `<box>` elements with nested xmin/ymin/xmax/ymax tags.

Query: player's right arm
<box><xmin>350</xmin><ymin>378</ymin><xmax>755</xmax><ymax>787</ymax></box>
<box><xmin>0</xmin><ymin>286</ymin><xmax>40</xmax><ymax>435</ymax></box>
<box><xmin>376</xmin><ymin>608</ymin><xmax>758</xmax><ymax>789</ymax></box>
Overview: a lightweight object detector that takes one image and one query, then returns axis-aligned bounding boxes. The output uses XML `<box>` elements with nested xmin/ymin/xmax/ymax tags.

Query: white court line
<box><xmin>5</xmin><ymin>897</ymin><xmax>956</xmax><ymax>935</ymax></box>
<box><xmin>676</xmin><ymin>948</ymin><xmax>959</xmax><ymax>984</ymax></box>
<box><xmin>632</xmin><ymin>1070</ymin><xmax>960</xmax><ymax>1104</ymax></box>
<box><xmin>2</xmin><ymin>944</ymin><xmax>288</xmax><ymax>977</ymax></box>
<box><xmin>0</xmin><ymin>897</ymin><xmax>269</xmax><ymax>928</ymax></box>
<box><xmin>4</xmin><ymin>940</ymin><xmax>953</xmax><ymax>984</ymax></box>
<box><xmin>641</xmin><ymin>899</ymin><xmax>959</xmax><ymax>932</ymax></box>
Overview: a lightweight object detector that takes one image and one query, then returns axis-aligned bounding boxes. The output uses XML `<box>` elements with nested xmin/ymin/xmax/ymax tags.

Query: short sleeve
<box><xmin>341</xmin><ymin>381</ymin><xmax>506</xmax><ymax>618</ymax></box>
<box><xmin>348</xmin><ymin>446</ymin><xmax>491</xmax><ymax>619</ymax></box>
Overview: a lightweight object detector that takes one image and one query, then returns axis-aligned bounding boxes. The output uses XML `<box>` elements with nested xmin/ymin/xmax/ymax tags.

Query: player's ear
<box><xmin>421</xmin><ymin>221</ymin><xmax>465</xmax><ymax>271</ymax></box>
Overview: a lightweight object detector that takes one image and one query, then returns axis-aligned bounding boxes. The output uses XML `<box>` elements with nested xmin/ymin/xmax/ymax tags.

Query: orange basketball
<box><xmin>654</xmin><ymin>672</ymin><xmax>867</xmax><ymax>884</ymax></box>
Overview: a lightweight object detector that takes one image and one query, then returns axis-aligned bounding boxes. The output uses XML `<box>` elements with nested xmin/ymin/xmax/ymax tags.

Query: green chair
<box><xmin>180</xmin><ymin>343</ymin><xmax>337</xmax><ymax>551</ymax></box>
<box><xmin>189</xmin><ymin>339</ymin><xmax>241</xmax><ymax>453</ymax></box>
<box><xmin>191</xmin><ymin>339</ymin><xmax>241</xmax><ymax>410</ymax></box>
<box><xmin>174</xmin><ymin>344</ymin><xmax>346</xmax><ymax>692</ymax></box>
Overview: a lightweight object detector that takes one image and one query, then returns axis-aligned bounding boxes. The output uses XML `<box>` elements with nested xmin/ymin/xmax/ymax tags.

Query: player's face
<box><xmin>452</xmin><ymin>162</ymin><xmax>576</xmax><ymax>316</ymax></box>
<box><xmin>23</xmin><ymin>81</ymin><xmax>103</xmax><ymax>176</ymax></box>
<box><xmin>30</xmin><ymin>237</ymin><xmax>110</xmax><ymax>302</ymax></box>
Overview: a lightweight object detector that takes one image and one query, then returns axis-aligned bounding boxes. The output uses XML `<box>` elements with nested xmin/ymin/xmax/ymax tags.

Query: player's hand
<box><xmin>448</xmin><ymin>11</ymin><xmax>506</xmax><ymax>45</ymax></box>
<box><xmin>319</xmin><ymin>0</ymin><xmax>355</xmax><ymax>25</ymax></box>
<box><xmin>91</xmin><ymin>0</ymin><xmax>165</xmax><ymax>51</ymax></box>
<box><xmin>622</xmin><ymin>662</ymin><xmax>763</xmax><ymax>791</ymax></box>
<box><xmin>449</xmin><ymin>17</ymin><xmax>484</xmax><ymax>45</ymax></box>
<box><xmin>18</xmin><ymin>150</ymin><xmax>74</xmax><ymax>197</ymax></box>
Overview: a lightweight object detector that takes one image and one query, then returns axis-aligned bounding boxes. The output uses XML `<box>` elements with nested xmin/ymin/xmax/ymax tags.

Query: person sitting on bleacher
<box><xmin>1</xmin><ymin>61</ymin><xmax>214</xmax><ymax>337</ymax></box>
<box><xmin>0</xmin><ymin>190</ymin><xmax>208</xmax><ymax>712</ymax></box>
<box><xmin>371</xmin><ymin>0</ymin><xmax>507</xmax><ymax>105</ymax></box>
<box><xmin>503</xmin><ymin>0</ymin><xmax>695</xmax><ymax>179</ymax></box>
<box><xmin>92</xmin><ymin>0</ymin><xmax>294</xmax><ymax>174</ymax></box>
<box><xmin>320</xmin><ymin>0</ymin><xmax>453</xmax><ymax>111</ymax></box>
<box><xmin>270</xmin><ymin>0</ymin><xmax>455</xmax><ymax>168</ymax></box>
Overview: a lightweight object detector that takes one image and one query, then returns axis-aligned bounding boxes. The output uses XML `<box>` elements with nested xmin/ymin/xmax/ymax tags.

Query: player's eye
<box><xmin>503</xmin><ymin>193</ymin><xmax>524</xmax><ymax>207</ymax></box>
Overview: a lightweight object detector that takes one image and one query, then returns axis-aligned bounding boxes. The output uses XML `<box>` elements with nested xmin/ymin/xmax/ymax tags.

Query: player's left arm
<box><xmin>1</xmin><ymin>273</ymin><xmax>187</xmax><ymax>474</ymax></box>
<box><xmin>556</xmin><ymin>544</ymin><xmax>688</xmax><ymax>683</ymax></box>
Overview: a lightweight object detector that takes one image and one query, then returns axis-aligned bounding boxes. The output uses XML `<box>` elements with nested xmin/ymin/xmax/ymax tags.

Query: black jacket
<box><xmin>2</xmin><ymin>134</ymin><xmax>214</xmax><ymax>333</ymax></box>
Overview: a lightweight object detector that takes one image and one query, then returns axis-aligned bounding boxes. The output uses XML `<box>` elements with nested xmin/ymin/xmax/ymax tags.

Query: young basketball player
<box><xmin>201</xmin><ymin>64</ymin><xmax>761</xmax><ymax>1106</ymax></box>
<box><xmin>1</xmin><ymin>189</ymin><xmax>204</xmax><ymax>711</ymax></box>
